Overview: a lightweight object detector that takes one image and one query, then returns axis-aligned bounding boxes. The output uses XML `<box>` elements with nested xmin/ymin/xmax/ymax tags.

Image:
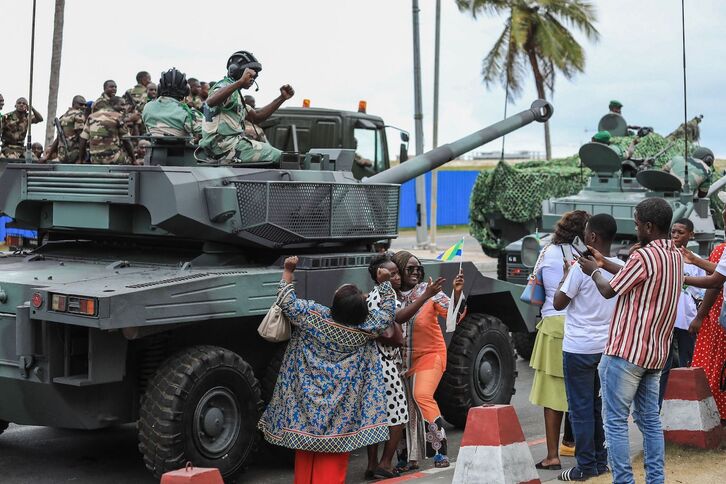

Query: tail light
<box><xmin>50</xmin><ymin>294</ymin><xmax>98</xmax><ymax>317</ymax></box>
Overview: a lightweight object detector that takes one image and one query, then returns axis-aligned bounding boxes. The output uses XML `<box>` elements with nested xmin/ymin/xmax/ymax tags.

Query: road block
<box><xmin>160</xmin><ymin>462</ymin><xmax>223</xmax><ymax>484</ymax></box>
<box><xmin>661</xmin><ymin>367</ymin><xmax>722</xmax><ymax>449</ymax></box>
<box><xmin>452</xmin><ymin>405</ymin><xmax>540</xmax><ymax>484</ymax></box>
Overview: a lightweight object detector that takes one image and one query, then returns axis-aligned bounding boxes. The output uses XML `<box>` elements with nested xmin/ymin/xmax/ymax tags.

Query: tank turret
<box><xmin>0</xmin><ymin>100</ymin><xmax>552</xmax><ymax>251</ymax></box>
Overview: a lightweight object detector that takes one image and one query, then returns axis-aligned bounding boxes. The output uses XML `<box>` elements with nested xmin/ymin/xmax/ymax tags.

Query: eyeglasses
<box><xmin>405</xmin><ymin>266</ymin><xmax>423</xmax><ymax>274</ymax></box>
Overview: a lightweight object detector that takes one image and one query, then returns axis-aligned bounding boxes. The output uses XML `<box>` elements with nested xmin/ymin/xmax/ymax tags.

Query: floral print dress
<box><xmin>258</xmin><ymin>280</ymin><xmax>396</xmax><ymax>453</ymax></box>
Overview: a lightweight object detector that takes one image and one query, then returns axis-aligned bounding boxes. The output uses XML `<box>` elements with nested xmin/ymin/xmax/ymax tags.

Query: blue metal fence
<box><xmin>0</xmin><ymin>215</ymin><xmax>37</xmax><ymax>240</ymax></box>
<box><xmin>398</xmin><ymin>170</ymin><xmax>479</xmax><ymax>228</ymax></box>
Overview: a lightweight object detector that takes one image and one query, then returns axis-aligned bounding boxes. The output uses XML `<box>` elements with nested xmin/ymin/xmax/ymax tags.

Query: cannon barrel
<box><xmin>364</xmin><ymin>99</ymin><xmax>553</xmax><ymax>185</ymax></box>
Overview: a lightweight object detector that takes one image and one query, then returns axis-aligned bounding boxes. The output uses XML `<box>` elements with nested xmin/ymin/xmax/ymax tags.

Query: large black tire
<box><xmin>0</xmin><ymin>419</ymin><xmax>8</xmax><ymax>435</ymax></box>
<box><xmin>437</xmin><ymin>313</ymin><xmax>517</xmax><ymax>429</ymax></box>
<box><xmin>512</xmin><ymin>331</ymin><xmax>537</xmax><ymax>361</ymax></box>
<box><xmin>138</xmin><ymin>345</ymin><xmax>263</xmax><ymax>479</ymax></box>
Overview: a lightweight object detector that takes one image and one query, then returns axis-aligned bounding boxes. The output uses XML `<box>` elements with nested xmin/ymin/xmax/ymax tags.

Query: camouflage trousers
<box><xmin>206</xmin><ymin>135</ymin><xmax>282</xmax><ymax>163</ymax></box>
<box><xmin>89</xmin><ymin>148</ymin><xmax>129</xmax><ymax>165</ymax></box>
<box><xmin>1</xmin><ymin>145</ymin><xmax>25</xmax><ymax>159</ymax></box>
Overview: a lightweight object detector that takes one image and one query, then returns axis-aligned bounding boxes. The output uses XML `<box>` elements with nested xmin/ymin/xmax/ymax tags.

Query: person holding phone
<box><xmin>529</xmin><ymin>210</ymin><xmax>589</xmax><ymax>470</ymax></box>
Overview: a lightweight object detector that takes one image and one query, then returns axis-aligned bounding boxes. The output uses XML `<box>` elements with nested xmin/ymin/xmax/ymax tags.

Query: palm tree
<box><xmin>45</xmin><ymin>0</ymin><xmax>65</xmax><ymax>147</ymax></box>
<box><xmin>456</xmin><ymin>0</ymin><xmax>599</xmax><ymax>159</ymax></box>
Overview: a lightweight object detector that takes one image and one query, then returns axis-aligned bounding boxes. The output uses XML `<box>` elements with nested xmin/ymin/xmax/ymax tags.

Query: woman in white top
<box><xmin>529</xmin><ymin>210</ymin><xmax>589</xmax><ymax>470</ymax></box>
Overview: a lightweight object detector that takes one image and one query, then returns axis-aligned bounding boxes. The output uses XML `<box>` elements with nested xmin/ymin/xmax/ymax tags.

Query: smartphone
<box><xmin>572</xmin><ymin>236</ymin><xmax>591</xmax><ymax>258</ymax></box>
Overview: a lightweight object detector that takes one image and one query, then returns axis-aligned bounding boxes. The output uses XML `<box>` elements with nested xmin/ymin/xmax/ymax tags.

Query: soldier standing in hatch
<box><xmin>0</xmin><ymin>97</ymin><xmax>43</xmax><ymax>159</ymax></box>
<box><xmin>608</xmin><ymin>100</ymin><xmax>623</xmax><ymax>115</ymax></box>
<box><xmin>184</xmin><ymin>78</ymin><xmax>203</xmax><ymax>111</ymax></box>
<box><xmin>143</xmin><ymin>68</ymin><xmax>202</xmax><ymax>142</ymax></box>
<box><xmin>242</xmin><ymin>95</ymin><xmax>267</xmax><ymax>142</ymax></box>
<box><xmin>79</xmin><ymin>97</ymin><xmax>134</xmax><ymax>165</ymax></box>
<box><xmin>201</xmin><ymin>50</ymin><xmax>294</xmax><ymax>163</ymax></box>
<box><xmin>42</xmin><ymin>95</ymin><xmax>87</xmax><ymax>163</ymax></box>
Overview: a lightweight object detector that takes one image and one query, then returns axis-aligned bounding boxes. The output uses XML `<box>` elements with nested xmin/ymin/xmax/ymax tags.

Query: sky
<box><xmin>1</xmin><ymin>0</ymin><xmax>724</xmax><ymax>158</ymax></box>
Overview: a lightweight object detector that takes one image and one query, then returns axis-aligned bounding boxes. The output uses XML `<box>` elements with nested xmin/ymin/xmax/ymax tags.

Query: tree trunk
<box><xmin>526</xmin><ymin>47</ymin><xmax>552</xmax><ymax>160</ymax></box>
<box><xmin>45</xmin><ymin>0</ymin><xmax>65</xmax><ymax>148</ymax></box>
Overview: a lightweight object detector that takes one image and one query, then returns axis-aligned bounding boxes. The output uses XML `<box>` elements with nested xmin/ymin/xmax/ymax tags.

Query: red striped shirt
<box><xmin>606</xmin><ymin>239</ymin><xmax>683</xmax><ymax>369</ymax></box>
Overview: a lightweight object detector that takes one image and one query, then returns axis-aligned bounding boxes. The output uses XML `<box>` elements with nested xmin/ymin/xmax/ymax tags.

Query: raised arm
<box><xmin>395</xmin><ymin>277</ymin><xmax>445</xmax><ymax>323</ymax></box>
<box><xmin>206</xmin><ymin>69</ymin><xmax>256</xmax><ymax>108</ymax></box>
<box><xmin>684</xmin><ymin>272</ymin><xmax>726</xmax><ymax>289</ymax></box>
<box><xmin>689</xmin><ymin>287</ymin><xmax>719</xmax><ymax>334</ymax></box>
<box><xmin>680</xmin><ymin>247</ymin><xmax>717</xmax><ymax>274</ymax></box>
<box><xmin>245</xmin><ymin>84</ymin><xmax>294</xmax><ymax>124</ymax></box>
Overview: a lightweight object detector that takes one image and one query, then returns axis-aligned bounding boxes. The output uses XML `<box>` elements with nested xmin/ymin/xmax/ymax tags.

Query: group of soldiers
<box><xmin>0</xmin><ymin>50</ymin><xmax>292</xmax><ymax>165</ymax></box>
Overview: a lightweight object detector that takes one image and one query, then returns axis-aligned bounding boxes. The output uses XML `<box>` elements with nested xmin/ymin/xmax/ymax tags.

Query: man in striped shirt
<box><xmin>579</xmin><ymin>198</ymin><xmax>683</xmax><ymax>484</ymax></box>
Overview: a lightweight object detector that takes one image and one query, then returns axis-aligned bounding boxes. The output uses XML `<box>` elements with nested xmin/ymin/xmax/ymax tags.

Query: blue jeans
<box><xmin>599</xmin><ymin>355</ymin><xmax>664</xmax><ymax>484</ymax></box>
<box><xmin>563</xmin><ymin>352</ymin><xmax>607</xmax><ymax>476</ymax></box>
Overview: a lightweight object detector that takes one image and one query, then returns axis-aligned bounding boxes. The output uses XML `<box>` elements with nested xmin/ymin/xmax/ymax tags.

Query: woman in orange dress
<box><xmin>392</xmin><ymin>251</ymin><xmax>465</xmax><ymax>469</ymax></box>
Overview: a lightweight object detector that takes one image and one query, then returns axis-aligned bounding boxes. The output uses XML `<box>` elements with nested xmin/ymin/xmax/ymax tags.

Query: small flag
<box><xmin>437</xmin><ymin>238</ymin><xmax>464</xmax><ymax>261</ymax></box>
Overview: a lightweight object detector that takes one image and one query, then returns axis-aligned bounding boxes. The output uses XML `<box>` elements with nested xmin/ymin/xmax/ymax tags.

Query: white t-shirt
<box><xmin>715</xmin><ymin>251</ymin><xmax>726</xmax><ymax>298</ymax></box>
<box><xmin>560</xmin><ymin>256</ymin><xmax>624</xmax><ymax>354</ymax></box>
<box><xmin>675</xmin><ymin>262</ymin><xmax>705</xmax><ymax>330</ymax></box>
<box><xmin>540</xmin><ymin>244</ymin><xmax>577</xmax><ymax>318</ymax></box>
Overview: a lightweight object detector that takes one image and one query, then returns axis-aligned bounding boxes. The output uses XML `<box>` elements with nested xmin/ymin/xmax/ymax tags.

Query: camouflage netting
<box><xmin>470</xmin><ymin>131</ymin><xmax>718</xmax><ymax>252</ymax></box>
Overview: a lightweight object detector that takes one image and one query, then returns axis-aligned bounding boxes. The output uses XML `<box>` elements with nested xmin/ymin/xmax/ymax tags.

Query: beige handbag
<box><xmin>257</xmin><ymin>284</ymin><xmax>293</xmax><ymax>342</ymax></box>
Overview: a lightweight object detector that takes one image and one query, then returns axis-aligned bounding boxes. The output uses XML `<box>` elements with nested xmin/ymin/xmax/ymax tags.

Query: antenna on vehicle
<box><xmin>680</xmin><ymin>0</ymin><xmax>690</xmax><ymax>193</ymax></box>
<box><xmin>24</xmin><ymin>0</ymin><xmax>38</xmax><ymax>164</ymax></box>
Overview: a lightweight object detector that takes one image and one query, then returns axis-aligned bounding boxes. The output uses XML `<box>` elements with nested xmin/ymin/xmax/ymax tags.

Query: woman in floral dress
<box><xmin>258</xmin><ymin>256</ymin><xmax>396</xmax><ymax>484</ymax></box>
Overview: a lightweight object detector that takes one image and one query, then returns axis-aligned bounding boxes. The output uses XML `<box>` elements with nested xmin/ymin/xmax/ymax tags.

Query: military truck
<box><xmin>0</xmin><ymin>100</ymin><xmax>551</xmax><ymax>479</ymax></box>
<box><xmin>500</xmin><ymin>142</ymin><xmax>718</xmax><ymax>359</ymax></box>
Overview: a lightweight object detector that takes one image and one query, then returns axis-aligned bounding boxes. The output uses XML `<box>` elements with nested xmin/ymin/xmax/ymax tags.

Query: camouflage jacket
<box><xmin>80</xmin><ymin>108</ymin><xmax>130</xmax><ymax>164</ymax></box>
<box><xmin>142</xmin><ymin>96</ymin><xmax>201</xmax><ymax>140</ymax></box>
<box><xmin>200</xmin><ymin>76</ymin><xmax>248</xmax><ymax>156</ymax></box>
<box><xmin>1</xmin><ymin>109</ymin><xmax>39</xmax><ymax>147</ymax></box>
<box><xmin>663</xmin><ymin>156</ymin><xmax>712</xmax><ymax>194</ymax></box>
<box><xmin>57</xmin><ymin>107</ymin><xmax>87</xmax><ymax>162</ymax></box>
<box><xmin>125</xmin><ymin>84</ymin><xmax>148</xmax><ymax>113</ymax></box>
<box><xmin>184</xmin><ymin>94</ymin><xmax>203</xmax><ymax>111</ymax></box>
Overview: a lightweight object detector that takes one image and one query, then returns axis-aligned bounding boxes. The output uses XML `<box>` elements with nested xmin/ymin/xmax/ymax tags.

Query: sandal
<box><xmin>364</xmin><ymin>470</ymin><xmax>376</xmax><ymax>480</ymax></box>
<box><xmin>536</xmin><ymin>460</ymin><xmax>562</xmax><ymax>470</ymax></box>
<box><xmin>433</xmin><ymin>454</ymin><xmax>450</xmax><ymax>468</ymax></box>
<box><xmin>558</xmin><ymin>467</ymin><xmax>590</xmax><ymax>481</ymax></box>
<box><xmin>373</xmin><ymin>467</ymin><xmax>400</xmax><ymax>479</ymax></box>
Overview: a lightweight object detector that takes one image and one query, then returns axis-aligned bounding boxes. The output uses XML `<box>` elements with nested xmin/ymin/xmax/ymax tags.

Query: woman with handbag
<box><xmin>364</xmin><ymin>253</ymin><xmax>443</xmax><ymax>479</ymax></box>
<box><xmin>258</xmin><ymin>256</ymin><xmax>397</xmax><ymax>484</ymax></box>
<box><xmin>528</xmin><ymin>210</ymin><xmax>589</xmax><ymax>470</ymax></box>
<box><xmin>392</xmin><ymin>251</ymin><xmax>465</xmax><ymax>470</ymax></box>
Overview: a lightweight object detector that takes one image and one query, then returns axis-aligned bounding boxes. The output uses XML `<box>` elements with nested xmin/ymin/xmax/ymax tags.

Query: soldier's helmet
<box><xmin>692</xmin><ymin>146</ymin><xmax>715</xmax><ymax>166</ymax></box>
<box><xmin>227</xmin><ymin>51</ymin><xmax>262</xmax><ymax>80</ymax></box>
<box><xmin>158</xmin><ymin>68</ymin><xmax>190</xmax><ymax>101</ymax></box>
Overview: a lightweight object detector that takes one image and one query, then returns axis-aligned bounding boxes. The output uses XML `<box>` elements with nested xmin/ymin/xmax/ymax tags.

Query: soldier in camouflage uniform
<box><xmin>242</xmin><ymin>95</ymin><xmax>267</xmax><ymax>142</ymax></box>
<box><xmin>200</xmin><ymin>82</ymin><xmax>210</xmax><ymax>102</ymax></box>
<box><xmin>125</xmin><ymin>71</ymin><xmax>152</xmax><ymax>113</ymax></box>
<box><xmin>42</xmin><ymin>95</ymin><xmax>87</xmax><ymax>163</ymax></box>
<box><xmin>143</xmin><ymin>68</ymin><xmax>202</xmax><ymax>142</ymax></box>
<box><xmin>147</xmin><ymin>83</ymin><xmax>158</xmax><ymax>101</ymax></box>
<box><xmin>663</xmin><ymin>146</ymin><xmax>714</xmax><ymax>198</ymax></box>
<box><xmin>184</xmin><ymin>78</ymin><xmax>203</xmax><ymax>111</ymax></box>
<box><xmin>201</xmin><ymin>50</ymin><xmax>293</xmax><ymax>163</ymax></box>
<box><xmin>1</xmin><ymin>97</ymin><xmax>43</xmax><ymax>159</ymax></box>
<box><xmin>79</xmin><ymin>96</ymin><xmax>134</xmax><ymax>165</ymax></box>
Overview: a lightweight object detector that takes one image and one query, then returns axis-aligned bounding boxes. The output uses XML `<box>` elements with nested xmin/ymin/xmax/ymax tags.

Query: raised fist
<box><xmin>280</xmin><ymin>84</ymin><xmax>295</xmax><ymax>100</ymax></box>
<box><xmin>284</xmin><ymin>256</ymin><xmax>298</xmax><ymax>272</ymax></box>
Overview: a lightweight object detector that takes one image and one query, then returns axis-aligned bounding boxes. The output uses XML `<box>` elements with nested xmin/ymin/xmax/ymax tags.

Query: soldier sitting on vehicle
<box><xmin>146</xmin><ymin>83</ymin><xmax>158</xmax><ymax>102</ymax></box>
<box><xmin>242</xmin><ymin>95</ymin><xmax>267</xmax><ymax>142</ymax></box>
<box><xmin>42</xmin><ymin>95</ymin><xmax>88</xmax><ymax>163</ymax></box>
<box><xmin>184</xmin><ymin>78</ymin><xmax>203</xmax><ymax>111</ymax></box>
<box><xmin>200</xmin><ymin>50</ymin><xmax>294</xmax><ymax>163</ymax></box>
<box><xmin>142</xmin><ymin>68</ymin><xmax>202</xmax><ymax>142</ymax></box>
<box><xmin>79</xmin><ymin>96</ymin><xmax>134</xmax><ymax>165</ymax></box>
<box><xmin>662</xmin><ymin>147</ymin><xmax>714</xmax><ymax>198</ymax></box>
<box><xmin>1</xmin><ymin>97</ymin><xmax>43</xmax><ymax>159</ymax></box>
<box><xmin>591</xmin><ymin>130</ymin><xmax>638</xmax><ymax>160</ymax></box>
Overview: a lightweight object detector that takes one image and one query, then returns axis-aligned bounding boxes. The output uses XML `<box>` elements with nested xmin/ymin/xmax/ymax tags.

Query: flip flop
<box><xmin>373</xmin><ymin>467</ymin><xmax>400</xmax><ymax>479</ymax></box>
<box><xmin>364</xmin><ymin>470</ymin><xmax>376</xmax><ymax>480</ymax></box>
<box><xmin>536</xmin><ymin>461</ymin><xmax>562</xmax><ymax>470</ymax></box>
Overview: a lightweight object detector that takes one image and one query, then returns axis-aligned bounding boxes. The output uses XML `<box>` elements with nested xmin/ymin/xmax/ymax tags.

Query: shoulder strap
<box><xmin>530</xmin><ymin>242</ymin><xmax>551</xmax><ymax>277</ymax></box>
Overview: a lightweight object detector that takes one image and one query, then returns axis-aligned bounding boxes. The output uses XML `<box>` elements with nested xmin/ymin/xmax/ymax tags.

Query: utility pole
<box><xmin>429</xmin><ymin>0</ymin><xmax>441</xmax><ymax>252</ymax></box>
<box><xmin>412</xmin><ymin>0</ymin><xmax>429</xmax><ymax>248</ymax></box>
<box><xmin>45</xmin><ymin>0</ymin><xmax>66</xmax><ymax>147</ymax></box>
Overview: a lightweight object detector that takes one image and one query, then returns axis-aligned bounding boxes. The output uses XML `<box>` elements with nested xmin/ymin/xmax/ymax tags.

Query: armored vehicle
<box><xmin>0</xmin><ymin>100</ymin><xmax>551</xmax><ymax>478</ymax></box>
<box><xmin>500</xmin><ymin>142</ymin><xmax>718</xmax><ymax>358</ymax></box>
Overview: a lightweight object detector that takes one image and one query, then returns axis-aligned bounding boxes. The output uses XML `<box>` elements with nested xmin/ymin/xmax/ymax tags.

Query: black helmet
<box><xmin>227</xmin><ymin>51</ymin><xmax>262</xmax><ymax>80</ymax></box>
<box><xmin>158</xmin><ymin>68</ymin><xmax>190</xmax><ymax>100</ymax></box>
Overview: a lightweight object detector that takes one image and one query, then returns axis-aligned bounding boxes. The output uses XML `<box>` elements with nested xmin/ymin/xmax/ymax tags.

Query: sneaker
<box><xmin>596</xmin><ymin>464</ymin><xmax>611</xmax><ymax>475</ymax></box>
<box><xmin>558</xmin><ymin>467</ymin><xmax>591</xmax><ymax>481</ymax></box>
<box><xmin>559</xmin><ymin>442</ymin><xmax>576</xmax><ymax>457</ymax></box>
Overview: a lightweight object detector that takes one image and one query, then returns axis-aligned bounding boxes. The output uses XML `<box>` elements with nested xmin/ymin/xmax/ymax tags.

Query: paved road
<box><xmin>0</xmin><ymin>358</ymin><xmax>643</xmax><ymax>483</ymax></box>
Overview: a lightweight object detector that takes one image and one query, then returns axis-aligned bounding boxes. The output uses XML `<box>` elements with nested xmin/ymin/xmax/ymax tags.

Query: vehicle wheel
<box><xmin>512</xmin><ymin>331</ymin><xmax>537</xmax><ymax>361</ymax></box>
<box><xmin>437</xmin><ymin>313</ymin><xmax>517</xmax><ymax>429</ymax></box>
<box><xmin>0</xmin><ymin>419</ymin><xmax>8</xmax><ymax>435</ymax></box>
<box><xmin>138</xmin><ymin>345</ymin><xmax>263</xmax><ymax>479</ymax></box>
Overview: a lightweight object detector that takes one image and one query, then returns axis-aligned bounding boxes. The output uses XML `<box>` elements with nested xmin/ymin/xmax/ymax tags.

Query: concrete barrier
<box><xmin>661</xmin><ymin>367</ymin><xmax>722</xmax><ymax>449</ymax></box>
<box><xmin>160</xmin><ymin>462</ymin><xmax>223</xmax><ymax>484</ymax></box>
<box><xmin>452</xmin><ymin>405</ymin><xmax>540</xmax><ymax>484</ymax></box>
